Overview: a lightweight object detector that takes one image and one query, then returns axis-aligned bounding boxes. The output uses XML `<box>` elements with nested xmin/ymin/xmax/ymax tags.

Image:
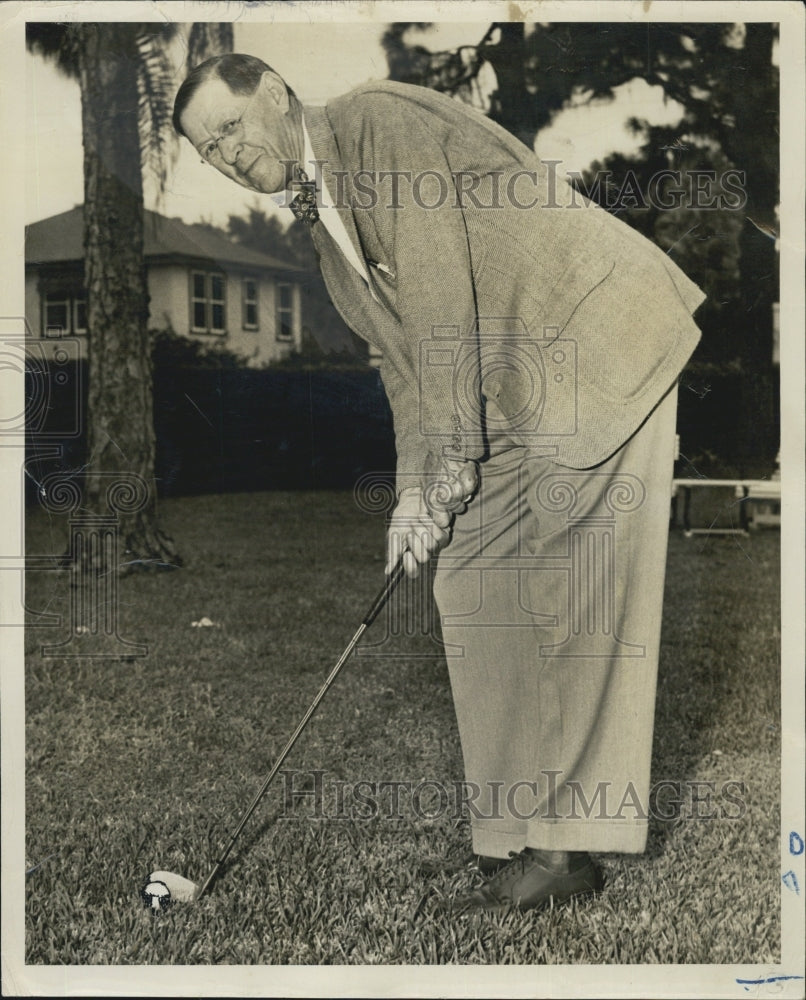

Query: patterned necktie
<box><xmin>289</xmin><ymin>168</ymin><xmax>319</xmax><ymax>225</ymax></box>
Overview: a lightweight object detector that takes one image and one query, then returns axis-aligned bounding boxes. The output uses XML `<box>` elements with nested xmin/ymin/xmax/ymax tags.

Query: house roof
<box><xmin>25</xmin><ymin>206</ymin><xmax>304</xmax><ymax>273</ymax></box>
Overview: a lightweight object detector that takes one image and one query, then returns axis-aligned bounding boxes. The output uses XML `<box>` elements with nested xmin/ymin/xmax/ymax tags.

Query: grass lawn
<box><xmin>23</xmin><ymin>490</ymin><xmax>781</xmax><ymax>965</ymax></box>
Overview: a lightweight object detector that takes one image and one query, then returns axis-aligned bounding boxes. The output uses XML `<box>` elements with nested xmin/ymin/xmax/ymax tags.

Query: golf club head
<box><xmin>140</xmin><ymin>562</ymin><xmax>405</xmax><ymax>908</ymax></box>
<box><xmin>142</xmin><ymin>870</ymin><xmax>200</xmax><ymax>910</ymax></box>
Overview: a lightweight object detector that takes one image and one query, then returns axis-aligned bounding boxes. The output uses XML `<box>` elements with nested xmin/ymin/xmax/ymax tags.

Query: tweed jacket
<box><xmin>302</xmin><ymin>81</ymin><xmax>704</xmax><ymax>478</ymax></box>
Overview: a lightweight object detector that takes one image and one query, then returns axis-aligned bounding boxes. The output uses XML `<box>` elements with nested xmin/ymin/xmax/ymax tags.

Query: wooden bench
<box><xmin>672</xmin><ymin>478</ymin><xmax>781</xmax><ymax>536</ymax></box>
<box><xmin>742</xmin><ymin>479</ymin><xmax>782</xmax><ymax>529</ymax></box>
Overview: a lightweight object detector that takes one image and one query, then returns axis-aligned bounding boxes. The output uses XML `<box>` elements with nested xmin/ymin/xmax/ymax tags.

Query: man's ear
<box><xmin>258</xmin><ymin>71</ymin><xmax>290</xmax><ymax>113</ymax></box>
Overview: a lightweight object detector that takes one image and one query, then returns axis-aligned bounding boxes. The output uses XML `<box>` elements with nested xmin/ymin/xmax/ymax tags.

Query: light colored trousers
<box><xmin>432</xmin><ymin>383</ymin><xmax>678</xmax><ymax>857</ymax></box>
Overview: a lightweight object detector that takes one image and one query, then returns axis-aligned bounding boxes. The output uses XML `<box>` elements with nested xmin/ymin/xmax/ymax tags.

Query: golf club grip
<box><xmin>363</xmin><ymin>558</ymin><xmax>406</xmax><ymax>626</ymax></box>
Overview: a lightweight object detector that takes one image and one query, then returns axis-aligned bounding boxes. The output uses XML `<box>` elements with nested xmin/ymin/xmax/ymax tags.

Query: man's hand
<box><xmin>423</xmin><ymin>454</ymin><xmax>479</xmax><ymax>518</ymax></box>
<box><xmin>386</xmin><ymin>487</ymin><xmax>451</xmax><ymax>578</ymax></box>
<box><xmin>386</xmin><ymin>457</ymin><xmax>479</xmax><ymax>578</ymax></box>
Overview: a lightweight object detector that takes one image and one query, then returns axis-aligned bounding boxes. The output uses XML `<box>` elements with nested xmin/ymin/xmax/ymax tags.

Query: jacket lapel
<box><xmin>303</xmin><ymin>105</ymin><xmax>381</xmax><ymax>297</ymax></box>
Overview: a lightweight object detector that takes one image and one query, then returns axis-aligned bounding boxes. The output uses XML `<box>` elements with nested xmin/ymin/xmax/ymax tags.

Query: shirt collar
<box><xmin>267</xmin><ymin>115</ymin><xmax>320</xmax><ymax>209</ymax></box>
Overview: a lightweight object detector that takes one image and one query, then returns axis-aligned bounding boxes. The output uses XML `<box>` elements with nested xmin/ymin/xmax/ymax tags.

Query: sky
<box><xmin>25</xmin><ymin>20</ymin><xmax>685</xmax><ymax>230</ymax></box>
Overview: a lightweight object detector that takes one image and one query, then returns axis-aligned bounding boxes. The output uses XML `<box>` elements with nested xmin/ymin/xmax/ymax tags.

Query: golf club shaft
<box><xmin>196</xmin><ymin>558</ymin><xmax>407</xmax><ymax>899</ymax></box>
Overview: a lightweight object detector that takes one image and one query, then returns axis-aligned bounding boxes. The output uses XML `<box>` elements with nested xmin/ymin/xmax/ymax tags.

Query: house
<box><xmin>24</xmin><ymin>206</ymin><xmax>308</xmax><ymax>366</ymax></box>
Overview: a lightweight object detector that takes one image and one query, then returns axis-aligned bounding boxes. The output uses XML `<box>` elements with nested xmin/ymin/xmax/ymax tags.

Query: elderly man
<box><xmin>173</xmin><ymin>53</ymin><xmax>704</xmax><ymax>913</ymax></box>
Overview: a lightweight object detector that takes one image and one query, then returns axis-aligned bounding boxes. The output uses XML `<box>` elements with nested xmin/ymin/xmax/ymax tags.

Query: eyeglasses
<box><xmin>198</xmin><ymin>117</ymin><xmax>244</xmax><ymax>166</ymax></box>
<box><xmin>196</xmin><ymin>87</ymin><xmax>263</xmax><ymax>168</ymax></box>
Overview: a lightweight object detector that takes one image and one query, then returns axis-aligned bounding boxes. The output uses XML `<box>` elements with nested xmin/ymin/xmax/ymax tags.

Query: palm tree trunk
<box><xmin>78</xmin><ymin>24</ymin><xmax>180</xmax><ymax>570</ymax></box>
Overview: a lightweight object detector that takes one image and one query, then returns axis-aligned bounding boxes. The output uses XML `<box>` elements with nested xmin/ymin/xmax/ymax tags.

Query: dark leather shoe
<box><xmin>449</xmin><ymin>849</ymin><xmax>603</xmax><ymax>914</ymax></box>
<box><xmin>471</xmin><ymin>854</ymin><xmax>509</xmax><ymax>876</ymax></box>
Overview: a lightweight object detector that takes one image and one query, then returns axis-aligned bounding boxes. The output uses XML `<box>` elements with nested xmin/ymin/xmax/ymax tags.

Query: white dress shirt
<box><xmin>271</xmin><ymin>117</ymin><xmax>378</xmax><ymax>302</ymax></box>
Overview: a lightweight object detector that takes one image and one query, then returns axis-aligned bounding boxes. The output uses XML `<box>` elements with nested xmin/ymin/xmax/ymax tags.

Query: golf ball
<box><xmin>141</xmin><ymin>879</ymin><xmax>173</xmax><ymax>912</ymax></box>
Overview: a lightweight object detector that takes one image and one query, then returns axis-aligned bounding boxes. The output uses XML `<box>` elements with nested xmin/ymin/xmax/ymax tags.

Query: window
<box><xmin>43</xmin><ymin>292</ymin><xmax>86</xmax><ymax>337</ymax></box>
<box><xmin>190</xmin><ymin>270</ymin><xmax>227</xmax><ymax>334</ymax></box>
<box><xmin>276</xmin><ymin>282</ymin><xmax>293</xmax><ymax>341</ymax></box>
<box><xmin>242</xmin><ymin>278</ymin><xmax>258</xmax><ymax>330</ymax></box>
<box><xmin>73</xmin><ymin>297</ymin><xmax>87</xmax><ymax>333</ymax></box>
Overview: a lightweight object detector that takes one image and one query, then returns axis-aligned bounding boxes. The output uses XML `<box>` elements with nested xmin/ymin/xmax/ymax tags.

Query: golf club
<box><xmin>141</xmin><ymin>557</ymin><xmax>407</xmax><ymax>910</ymax></box>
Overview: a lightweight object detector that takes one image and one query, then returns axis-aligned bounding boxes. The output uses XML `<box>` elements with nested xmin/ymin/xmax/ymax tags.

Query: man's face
<box><xmin>180</xmin><ymin>73</ymin><xmax>300</xmax><ymax>194</ymax></box>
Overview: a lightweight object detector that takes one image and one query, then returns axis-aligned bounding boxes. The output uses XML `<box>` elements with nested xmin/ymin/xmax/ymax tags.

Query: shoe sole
<box><xmin>450</xmin><ymin>871</ymin><xmax>604</xmax><ymax>915</ymax></box>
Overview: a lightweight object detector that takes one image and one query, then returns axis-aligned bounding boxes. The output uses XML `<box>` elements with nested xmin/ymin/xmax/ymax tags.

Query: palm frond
<box><xmin>136</xmin><ymin>27</ymin><xmax>181</xmax><ymax>201</ymax></box>
<box><xmin>26</xmin><ymin>21</ymin><xmax>83</xmax><ymax>77</ymax></box>
<box><xmin>136</xmin><ymin>22</ymin><xmax>233</xmax><ymax>205</ymax></box>
<box><xmin>187</xmin><ymin>22</ymin><xmax>234</xmax><ymax>70</ymax></box>
<box><xmin>28</xmin><ymin>20</ymin><xmax>234</xmax><ymax>207</ymax></box>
